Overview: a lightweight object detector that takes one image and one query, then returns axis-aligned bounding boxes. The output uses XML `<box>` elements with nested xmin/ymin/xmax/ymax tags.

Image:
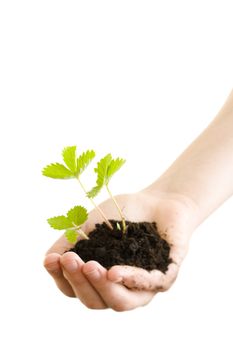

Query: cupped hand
<box><xmin>44</xmin><ymin>190</ymin><xmax>199</xmax><ymax>311</ymax></box>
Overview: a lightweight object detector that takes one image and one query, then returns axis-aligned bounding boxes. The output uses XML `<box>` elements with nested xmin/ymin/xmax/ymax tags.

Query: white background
<box><xmin>0</xmin><ymin>1</ymin><xmax>232</xmax><ymax>349</ymax></box>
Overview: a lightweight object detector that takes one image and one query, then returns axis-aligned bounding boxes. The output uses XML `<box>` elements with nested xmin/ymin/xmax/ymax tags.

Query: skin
<box><xmin>44</xmin><ymin>90</ymin><xmax>233</xmax><ymax>311</ymax></box>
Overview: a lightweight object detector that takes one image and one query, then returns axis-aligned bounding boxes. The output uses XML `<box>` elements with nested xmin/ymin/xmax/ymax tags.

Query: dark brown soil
<box><xmin>69</xmin><ymin>220</ymin><xmax>172</xmax><ymax>273</ymax></box>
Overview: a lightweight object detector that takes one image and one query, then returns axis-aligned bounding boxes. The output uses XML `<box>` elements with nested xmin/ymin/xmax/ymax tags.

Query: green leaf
<box><xmin>86</xmin><ymin>185</ymin><xmax>102</xmax><ymax>198</ymax></box>
<box><xmin>87</xmin><ymin>154</ymin><xmax>112</xmax><ymax>198</ymax></box>
<box><xmin>67</xmin><ymin>205</ymin><xmax>88</xmax><ymax>227</ymax></box>
<box><xmin>87</xmin><ymin>154</ymin><xmax>125</xmax><ymax>197</ymax></box>
<box><xmin>76</xmin><ymin>150</ymin><xmax>96</xmax><ymax>176</ymax></box>
<box><xmin>47</xmin><ymin>216</ymin><xmax>72</xmax><ymax>230</ymax></box>
<box><xmin>64</xmin><ymin>229</ymin><xmax>78</xmax><ymax>244</ymax></box>
<box><xmin>106</xmin><ymin>158</ymin><xmax>126</xmax><ymax>184</ymax></box>
<box><xmin>95</xmin><ymin>154</ymin><xmax>113</xmax><ymax>185</ymax></box>
<box><xmin>42</xmin><ymin>163</ymin><xmax>74</xmax><ymax>179</ymax></box>
<box><xmin>62</xmin><ymin>146</ymin><xmax>77</xmax><ymax>173</ymax></box>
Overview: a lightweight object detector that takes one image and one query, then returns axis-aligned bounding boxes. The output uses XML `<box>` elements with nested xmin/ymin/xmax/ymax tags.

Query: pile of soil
<box><xmin>69</xmin><ymin>220</ymin><xmax>172</xmax><ymax>273</ymax></box>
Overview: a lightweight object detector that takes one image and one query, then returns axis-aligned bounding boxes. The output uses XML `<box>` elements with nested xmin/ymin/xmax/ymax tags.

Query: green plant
<box><xmin>42</xmin><ymin>146</ymin><xmax>126</xmax><ymax>243</ymax></box>
<box><xmin>47</xmin><ymin>205</ymin><xmax>89</xmax><ymax>242</ymax></box>
<box><xmin>87</xmin><ymin>154</ymin><xmax>126</xmax><ymax>232</ymax></box>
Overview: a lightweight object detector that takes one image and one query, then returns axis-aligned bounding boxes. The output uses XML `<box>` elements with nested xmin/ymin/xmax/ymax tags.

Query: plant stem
<box><xmin>106</xmin><ymin>185</ymin><xmax>126</xmax><ymax>233</ymax></box>
<box><xmin>71</xmin><ymin>224</ymin><xmax>90</xmax><ymax>240</ymax></box>
<box><xmin>75</xmin><ymin>176</ymin><xmax>113</xmax><ymax>230</ymax></box>
<box><xmin>76</xmin><ymin>228</ymin><xmax>89</xmax><ymax>240</ymax></box>
<box><xmin>78</xmin><ymin>229</ymin><xmax>89</xmax><ymax>240</ymax></box>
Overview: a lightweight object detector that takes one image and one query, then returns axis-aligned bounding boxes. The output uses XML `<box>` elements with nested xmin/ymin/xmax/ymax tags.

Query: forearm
<box><xmin>147</xmin><ymin>90</ymin><xmax>233</xmax><ymax>227</ymax></box>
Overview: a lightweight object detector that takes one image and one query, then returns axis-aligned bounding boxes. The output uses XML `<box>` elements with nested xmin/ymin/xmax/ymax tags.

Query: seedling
<box><xmin>42</xmin><ymin>146</ymin><xmax>126</xmax><ymax>243</ymax></box>
<box><xmin>47</xmin><ymin>205</ymin><xmax>89</xmax><ymax>243</ymax></box>
<box><xmin>87</xmin><ymin>154</ymin><xmax>126</xmax><ymax>232</ymax></box>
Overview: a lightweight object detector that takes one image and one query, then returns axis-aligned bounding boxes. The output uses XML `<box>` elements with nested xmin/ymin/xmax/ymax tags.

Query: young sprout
<box><xmin>47</xmin><ymin>205</ymin><xmax>89</xmax><ymax>243</ymax></box>
<box><xmin>42</xmin><ymin>146</ymin><xmax>113</xmax><ymax>229</ymax></box>
<box><xmin>87</xmin><ymin>154</ymin><xmax>126</xmax><ymax>233</ymax></box>
<box><xmin>116</xmin><ymin>222</ymin><xmax>121</xmax><ymax>231</ymax></box>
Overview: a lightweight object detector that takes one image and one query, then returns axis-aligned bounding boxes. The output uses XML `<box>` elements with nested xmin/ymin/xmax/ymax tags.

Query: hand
<box><xmin>44</xmin><ymin>190</ymin><xmax>199</xmax><ymax>311</ymax></box>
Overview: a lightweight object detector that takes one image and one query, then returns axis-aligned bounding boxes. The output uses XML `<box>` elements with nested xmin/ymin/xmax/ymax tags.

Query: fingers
<box><xmin>82</xmin><ymin>261</ymin><xmax>155</xmax><ymax>311</ymax></box>
<box><xmin>60</xmin><ymin>253</ymin><xmax>107</xmax><ymax>309</ymax></box>
<box><xmin>44</xmin><ymin>253</ymin><xmax>171</xmax><ymax>310</ymax></box>
<box><xmin>107</xmin><ymin>262</ymin><xmax>179</xmax><ymax>292</ymax></box>
<box><xmin>44</xmin><ymin>253</ymin><xmax>156</xmax><ymax>310</ymax></box>
<box><xmin>43</xmin><ymin>253</ymin><xmax>75</xmax><ymax>297</ymax></box>
<box><xmin>44</xmin><ymin>252</ymin><xmax>108</xmax><ymax>309</ymax></box>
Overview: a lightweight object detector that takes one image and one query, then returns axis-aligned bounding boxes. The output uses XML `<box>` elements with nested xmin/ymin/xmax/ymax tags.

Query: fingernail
<box><xmin>63</xmin><ymin>260</ymin><xmax>78</xmax><ymax>273</ymax></box>
<box><xmin>84</xmin><ymin>268</ymin><xmax>101</xmax><ymax>280</ymax></box>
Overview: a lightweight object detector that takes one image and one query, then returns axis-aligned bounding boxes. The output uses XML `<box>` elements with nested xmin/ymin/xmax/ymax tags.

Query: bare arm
<box><xmin>146</xmin><ymin>89</ymin><xmax>233</xmax><ymax>226</ymax></box>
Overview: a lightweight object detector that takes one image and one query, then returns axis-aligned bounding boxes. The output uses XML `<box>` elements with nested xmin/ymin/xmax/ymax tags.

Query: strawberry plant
<box><xmin>42</xmin><ymin>146</ymin><xmax>126</xmax><ymax>243</ymax></box>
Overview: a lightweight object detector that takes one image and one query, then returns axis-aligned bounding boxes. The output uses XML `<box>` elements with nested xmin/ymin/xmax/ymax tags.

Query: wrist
<box><xmin>141</xmin><ymin>181</ymin><xmax>202</xmax><ymax>232</ymax></box>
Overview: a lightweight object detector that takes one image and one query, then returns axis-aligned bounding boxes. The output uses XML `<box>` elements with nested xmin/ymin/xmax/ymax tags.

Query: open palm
<box><xmin>44</xmin><ymin>190</ymin><xmax>198</xmax><ymax>311</ymax></box>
